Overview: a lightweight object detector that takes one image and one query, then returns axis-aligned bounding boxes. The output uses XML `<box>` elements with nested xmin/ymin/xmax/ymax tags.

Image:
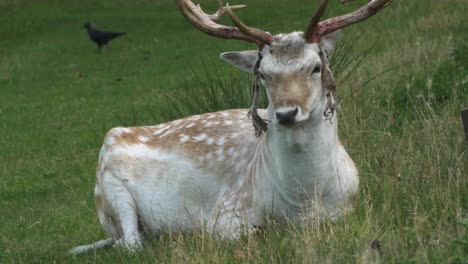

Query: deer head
<box><xmin>176</xmin><ymin>0</ymin><xmax>392</xmax><ymax>133</ymax></box>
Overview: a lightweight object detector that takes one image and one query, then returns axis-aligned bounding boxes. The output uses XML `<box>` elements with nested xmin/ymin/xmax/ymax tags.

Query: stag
<box><xmin>70</xmin><ymin>0</ymin><xmax>392</xmax><ymax>254</ymax></box>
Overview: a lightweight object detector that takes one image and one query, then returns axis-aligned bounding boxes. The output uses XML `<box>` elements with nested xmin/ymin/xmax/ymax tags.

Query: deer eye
<box><xmin>312</xmin><ymin>66</ymin><xmax>321</xmax><ymax>74</ymax></box>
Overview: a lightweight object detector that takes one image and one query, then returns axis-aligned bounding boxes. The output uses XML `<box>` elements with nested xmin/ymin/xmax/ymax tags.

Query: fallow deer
<box><xmin>70</xmin><ymin>0</ymin><xmax>392</xmax><ymax>254</ymax></box>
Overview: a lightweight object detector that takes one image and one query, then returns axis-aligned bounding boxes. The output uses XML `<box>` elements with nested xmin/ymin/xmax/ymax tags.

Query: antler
<box><xmin>176</xmin><ymin>0</ymin><xmax>273</xmax><ymax>46</ymax></box>
<box><xmin>303</xmin><ymin>0</ymin><xmax>329</xmax><ymax>42</ymax></box>
<box><xmin>304</xmin><ymin>0</ymin><xmax>393</xmax><ymax>43</ymax></box>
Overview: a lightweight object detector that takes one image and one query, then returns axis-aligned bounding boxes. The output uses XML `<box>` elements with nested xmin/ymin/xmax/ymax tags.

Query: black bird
<box><xmin>84</xmin><ymin>22</ymin><xmax>126</xmax><ymax>52</ymax></box>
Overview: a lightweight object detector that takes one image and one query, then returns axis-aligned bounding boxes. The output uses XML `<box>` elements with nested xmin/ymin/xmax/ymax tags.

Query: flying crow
<box><xmin>84</xmin><ymin>22</ymin><xmax>126</xmax><ymax>52</ymax></box>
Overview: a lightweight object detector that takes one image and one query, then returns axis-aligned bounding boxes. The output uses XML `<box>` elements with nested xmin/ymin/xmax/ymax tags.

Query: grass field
<box><xmin>1</xmin><ymin>0</ymin><xmax>467</xmax><ymax>262</ymax></box>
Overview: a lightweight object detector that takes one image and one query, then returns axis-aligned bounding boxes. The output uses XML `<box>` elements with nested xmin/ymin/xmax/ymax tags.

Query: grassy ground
<box><xmin>0</xmin><ymin>0</ymin><xmax>467</xmax><ymax>262</ymax></box>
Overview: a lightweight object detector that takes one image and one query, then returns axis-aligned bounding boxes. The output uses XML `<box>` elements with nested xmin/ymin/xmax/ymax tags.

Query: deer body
<box><xmin>70</xmin><ymin>0</ymin><xmax>391</xmax><ymax>254</ymax></box>
<box><xmin>98</xmin><ymin>110</ymin><xmax>258</xmax><ymax>236</ymax></box>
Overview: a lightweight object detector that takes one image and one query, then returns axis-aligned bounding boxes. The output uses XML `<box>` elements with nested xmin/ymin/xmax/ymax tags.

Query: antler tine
<box><xmin>318</xmin><ymin>0</ymin><xmax>392</xmax><ymax>39</ymax></box>
<box><xmin>305</xmin><ymin>0</ymin><xmax>392</xmax><ymax>43</ymax></box>
<box><xmin>225</xmin><ymin>3</ymin><xmax>273</xmax><ymax>46</ymax></box>
<box><xmin>208</xmin><ymin>0</ymin><xmax>246</xmax><ymax>21</ymax></box>
<box><xmin>176</xmin><ymin>0</ymin><xmax>272</xmax><ymax>46</ymax></box>
<box><xmin>303</xmin><ymin>0</ymin><xmax>329</xmax><ymax>42</ymax></box>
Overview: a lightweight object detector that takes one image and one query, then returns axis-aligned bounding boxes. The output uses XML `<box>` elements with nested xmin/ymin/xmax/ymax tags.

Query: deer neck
<box><xmin>253</xmin><ymin>97</ymin><xmax>339</xmax><ymax>217</ymax></box>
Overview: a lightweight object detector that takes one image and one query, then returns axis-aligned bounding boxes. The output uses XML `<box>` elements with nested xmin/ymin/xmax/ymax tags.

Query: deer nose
<box><xmin>275</xmin><ymin>107</ymin><xmax>298</xmax><ymax>125</ymax></box>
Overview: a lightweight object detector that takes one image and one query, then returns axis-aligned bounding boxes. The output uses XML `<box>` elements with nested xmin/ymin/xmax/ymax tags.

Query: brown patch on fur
<box><xmin>105</xmin><ymin>126</ymin><xmax>154</xmax><ymax>147</ymax></box>
<box><xmin>102</xmin><ymin>109</ymin><xmax>259</xmax><ymax>175</ymax></box>
<box><xmin>269</xmin><ymin>73</ymin><xmax>312</xmax><ymax>111</ymax></box>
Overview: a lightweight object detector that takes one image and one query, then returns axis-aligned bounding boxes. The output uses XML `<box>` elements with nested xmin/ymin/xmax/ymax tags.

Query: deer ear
<box><xmin>319</xmin><ymin>30</ymin><xmax>340</xmax><ymax>54</ymax></box>
<box><xmin>220</xmin><ymin>50</ymin><xmax>259</xmax><ymax>73</ymax></box>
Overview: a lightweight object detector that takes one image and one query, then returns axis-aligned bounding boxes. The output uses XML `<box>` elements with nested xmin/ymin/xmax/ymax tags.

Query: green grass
<box><xmin>0</xmin><ymin>0</ymin><xmax>467</xmax><ymax>262</ymax></box>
